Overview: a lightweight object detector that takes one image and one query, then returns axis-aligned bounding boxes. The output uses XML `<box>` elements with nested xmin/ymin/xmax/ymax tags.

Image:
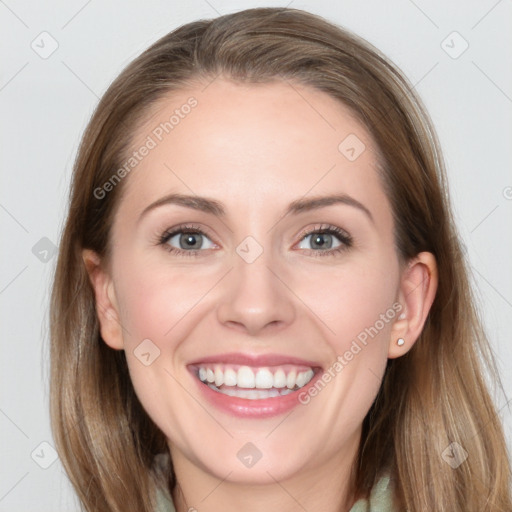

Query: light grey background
<box><xmin>1</xmin><ymin>0</ymin><xmax>511</xmax><ymax>510</ymax></box>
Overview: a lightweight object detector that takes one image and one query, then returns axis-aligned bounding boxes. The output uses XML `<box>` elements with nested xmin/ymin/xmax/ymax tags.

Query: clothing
<box><xmin>349</xmin><ymin>473</ymin><xmax>395</xmax><ymax>511</ymax></box>
<box><xmin>154</xmin><ymin>471</ymin><xmax>395</xmax><ymax>511</ymax></box>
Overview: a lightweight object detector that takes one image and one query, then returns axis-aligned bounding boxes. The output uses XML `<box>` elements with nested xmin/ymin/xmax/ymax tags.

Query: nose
<box><xmin>216</xmin><ymin>243</ymin><xmax>296</xmax><ymax>336</ymax></box>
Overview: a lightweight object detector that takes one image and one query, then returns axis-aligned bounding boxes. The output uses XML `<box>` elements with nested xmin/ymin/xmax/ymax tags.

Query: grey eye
<box><xmin>298</xmin><ymin>232</ymin><xmax>342</xmax><ymax>250</ymax></box>
<box><xmin>167</xmin><ymin>232</ymin><xmax>215</xmax><ymax>251</ymax></box>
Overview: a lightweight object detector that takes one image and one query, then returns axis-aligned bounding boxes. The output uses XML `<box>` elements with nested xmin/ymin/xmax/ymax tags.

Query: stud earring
<box><xmin>397</xmin><ymin>338</ymin><xmax>405</xmax><ymax>346</ymax></box>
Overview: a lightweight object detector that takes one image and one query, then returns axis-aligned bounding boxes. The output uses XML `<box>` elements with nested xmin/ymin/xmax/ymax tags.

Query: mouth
<box><xmin>187</xmin><ymin>353</ymin><xmax>323</xmax><ymax>418</ymax></box>
<box><xmin>192</xmin><ymin>363</ymin><xmax>317</xmax><ymax>398</ymax></box>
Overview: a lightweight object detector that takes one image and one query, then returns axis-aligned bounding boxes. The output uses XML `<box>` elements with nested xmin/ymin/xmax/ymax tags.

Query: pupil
<box><xmin>180</xmin><ymin>233</ymin><xmax>201</xmax><ymax>249</ymax></box>
<box><xmin>312</xmin><ymin>234</ymin><xmax>332</xmax><ymax>249</ymax></box>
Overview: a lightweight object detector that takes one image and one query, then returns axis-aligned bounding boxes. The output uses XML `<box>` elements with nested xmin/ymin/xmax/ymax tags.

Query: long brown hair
<box><xmin>50</xmin><ymin>7</ymin><xmax>512</xmax><ymax>511</ymax></box>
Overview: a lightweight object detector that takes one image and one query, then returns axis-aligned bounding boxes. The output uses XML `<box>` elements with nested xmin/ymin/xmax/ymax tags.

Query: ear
<box><xmin>388</xmin><ymin>251</ymin><xmax>438</xmax><ymax>358</ymax></box>
<box><xmin>82</xmin><ymin>249</ymin><xmax>124</xmax><ymax>350</ymax></box>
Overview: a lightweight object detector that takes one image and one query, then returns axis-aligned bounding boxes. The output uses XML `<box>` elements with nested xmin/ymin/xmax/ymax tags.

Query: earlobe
<box><xmin>388</xmin><ymin>252</ymin><xmax>438</xmax><ymax>359</ymax></box>
<box><xmin>82</xmin><ymin>249</ymin><xmax>124</xmax><ymax>350</ymax></box>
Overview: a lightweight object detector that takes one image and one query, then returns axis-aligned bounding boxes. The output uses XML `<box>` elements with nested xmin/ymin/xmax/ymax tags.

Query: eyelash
<box><xmin>156</xmin><ymin>223</ymin><xmax>353</xmax><ymax>258</ymax></box>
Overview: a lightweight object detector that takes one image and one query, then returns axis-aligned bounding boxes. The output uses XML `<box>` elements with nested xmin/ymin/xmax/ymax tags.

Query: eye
<box><xmin>296</xmin><ymin>224</ymin><xmax>352</xmax><ymax>256</ymax></box>
<box><xmin>156</xmin><ymin>223</ymin><xmax>352</xmax><ymax>258</ymax></box>
<box><xmin>158</xmin><ymin>224</ymin><xmax>216</xmax><ymax>256</ymax></box>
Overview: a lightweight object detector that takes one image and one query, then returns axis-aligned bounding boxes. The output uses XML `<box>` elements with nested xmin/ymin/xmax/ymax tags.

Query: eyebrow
<box><xmin>138</xmin><ymin>193</ymin><xmax>374</xmax><ymax>224</ymax></box>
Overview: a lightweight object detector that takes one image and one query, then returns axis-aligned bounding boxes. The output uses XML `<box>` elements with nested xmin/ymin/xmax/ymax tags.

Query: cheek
<box><xmin>291</xmin><ymin>252</ymin><xmax>400</xmax><ymax>350</ymax></box>
<box><xmin>115</xmin><ymin>246</ymin><xmax>399</xmax><ymax>357</ymax></box>
<box><xmin>114</xmin><ymin>254</ymin><xmax>211</xmax><ymax>343</ymax></box>
<box><xmin>112</xmin><ymin>256</ymin><xmax>209</xmax><ymax>434</ymax></box>
<box><xmin>291</xmin><ymin>256</ymin><xmax>399</xmax><ymax>433</ymax></box>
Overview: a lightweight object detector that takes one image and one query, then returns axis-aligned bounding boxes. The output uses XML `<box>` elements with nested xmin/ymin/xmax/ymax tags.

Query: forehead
<box><xmin>115</xmin><ymin>78</ymin><xmax>390</xmax><ymax>225</ymax></box>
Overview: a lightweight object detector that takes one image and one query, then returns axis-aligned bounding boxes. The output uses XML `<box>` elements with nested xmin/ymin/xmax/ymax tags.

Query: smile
<box><xmin>187</xmin><ymin>353</ymin><xmax>323</xmax><ymax>418</ymax></box>
<box><xmin>194</xmin><ymin>364</ymin><xmax>316</xmax><ymax>400</ymax></box>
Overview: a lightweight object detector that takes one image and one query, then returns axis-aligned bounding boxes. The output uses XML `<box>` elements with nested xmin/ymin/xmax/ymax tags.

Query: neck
<box><xmin>169</xmin><ymin>431</ymin><xmax>361</xmax><ymax>512</ymax></box>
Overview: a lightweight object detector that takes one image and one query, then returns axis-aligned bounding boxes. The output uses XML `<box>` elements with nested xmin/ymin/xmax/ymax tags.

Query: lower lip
<box><xmin>188</xmin><ymin>368</ymin><xmax>323</xmax><ymax>419</ymax></box>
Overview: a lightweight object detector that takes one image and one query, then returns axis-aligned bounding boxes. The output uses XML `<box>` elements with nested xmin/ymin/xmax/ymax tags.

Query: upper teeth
<box><xmin>197</xmin><ymin>365</ymin><xmax>315</xmax><ymax>390</ymax></box>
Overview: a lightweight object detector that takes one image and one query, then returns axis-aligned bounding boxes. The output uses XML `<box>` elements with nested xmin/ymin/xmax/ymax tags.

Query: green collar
<box><xmin>155</xmin><ymin>472</ymin><xmax>395</xmax><ymax>511</ymax></box>
<box><xmin>349</xmin><ymin>473</ymin><xmax>395</xmax><ymax>511</ymax></box>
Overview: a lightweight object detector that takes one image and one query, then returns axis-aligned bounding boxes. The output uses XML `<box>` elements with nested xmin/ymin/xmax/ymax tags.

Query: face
<box><xmin>89</xmin><ymin>78</ymin><xmax>409</xmax><ymax>485</ymax></box>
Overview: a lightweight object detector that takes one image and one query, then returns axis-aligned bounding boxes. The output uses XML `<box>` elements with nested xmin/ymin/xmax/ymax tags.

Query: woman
<box><xmin>50</xmin><ymin>7</ymin><xmax>512</xmax><ymax>511</ymax></box>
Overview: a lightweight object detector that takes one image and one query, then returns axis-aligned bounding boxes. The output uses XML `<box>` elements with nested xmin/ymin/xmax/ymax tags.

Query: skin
<box><xmin>83</xmin><ymin>78</ymin><xmax>437</xmax><ymax>512</ymax></box>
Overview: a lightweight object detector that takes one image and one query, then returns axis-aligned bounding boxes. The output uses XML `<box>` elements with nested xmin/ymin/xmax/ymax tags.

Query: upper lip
<box><xmin>188</xmin><ymin>352</ymin><xmax>323</xmax><ymax>369</ymax></box>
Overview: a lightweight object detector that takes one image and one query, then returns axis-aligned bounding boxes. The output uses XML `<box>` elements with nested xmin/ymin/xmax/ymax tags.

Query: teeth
<box><xmin>273</xmin><ymin>369</ymin><xmax>286</xmax><ymax>388</ymax></box>
<box><xmin>214</xmin><ymin>366</ymin><xmax>224</xmax><ymax>387</ymax></box>
<box><xmin>196</xmin><ymin>364</ymin><xmax>315</xmax><ymax>392</ymax></box>
<box><xmin>286</xmin><ymin>370</ymin><xmax>296</xmax><ymax>389</ymax></box>
<box><xmin>223</xmin><ymin>367</ymin><xmax>237</xmax><ymax>386</ymax></box>
<box><xmin>255</xmin><ymin>368</ymin><xmax>273</xmax><ymax>389</ymax></box>
<box><xmin>296</xmin><ymin>371</ymin><xmax>310</xmax><ymax>388</ymax></box>
<box><xmin>237</xmin><ymin>366</ymin><xmax>255</xmax><ymax>388</ymax></box>
<box><xmin>207</xmin><ymin>384</ymin><xmax>296</xmax><ymax>399</ymax></box>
